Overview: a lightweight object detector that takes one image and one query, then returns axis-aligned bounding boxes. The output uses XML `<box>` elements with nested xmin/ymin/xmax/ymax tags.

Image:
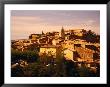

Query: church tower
<box><xmin>42</xmin><ymin>30</ymin><xmax>44</xmax><ymax>35</ymax></box>
<box><xmin>61</xmin><ymin>26</ymin><xmax>65</xmax><ymax>39</ymax></box>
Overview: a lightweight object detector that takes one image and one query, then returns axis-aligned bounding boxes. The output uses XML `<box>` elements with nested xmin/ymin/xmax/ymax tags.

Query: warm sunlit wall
<box><xmin>64</xmin><ymin>49</ymin><xmax>73</xmax><ymax>61</ymax></box>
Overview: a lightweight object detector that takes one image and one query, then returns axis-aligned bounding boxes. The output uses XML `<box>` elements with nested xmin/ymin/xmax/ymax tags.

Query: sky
<box><xmin>11</xmin><ymin>10</ymin><xmax>100</xmax><ymax>40</ymax></box>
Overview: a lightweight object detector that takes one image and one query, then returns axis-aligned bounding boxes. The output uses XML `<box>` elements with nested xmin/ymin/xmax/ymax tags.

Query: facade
<box><xmin>39</xmin><ymin>45</ymin><xmax>62</xmax><ymax>58</ymax></box>
<box><xmin>65</xmin><ymin>29</ymin><xmax>85</xmax><ymax>37</ymax></box>
<box><xmin>52</xmin><ymin>39</ymin><xmax>60</xmax><ymax>45</ymax></box>
<box><xmin>73</xmin><ymin>29</ymin><xmax>85</xmax><ymax>36</ymax></box>
<box><xmin>29</xmin><ymin>34</ymin><xmax>41</xmax><ymax>40</ymax></box>
<box><xmin>64</xmin><ymin>49</ymin><xmax>75</xmax><ymax>61</ymax></box>
<box><xmin>75</xmin><ymin>47</ymin><xmax>95</xmax><ymax>62</ymax></box>
<box><xmin>54</xmin><ymin>32</ymin><xmax>60</xmax><ymax>39</ymax></box>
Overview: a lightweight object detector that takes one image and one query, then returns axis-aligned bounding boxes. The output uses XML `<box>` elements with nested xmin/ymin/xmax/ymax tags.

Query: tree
<box><xmin>27</xmin><ymin>43</ymin><xmax>40</xmax><ymax>51</ymax></box>
<box><xmin>11</xmin><ymin>65</ymin><xmax>24</xmax><ymax>77</ymax></box>
<box><xmin>83</xmin><ymin>30</ymin><xmax>99</xmax><ymax>43</ymax></box>
<box><xmin>11</xmin><ymin>49</ymin><xmax>39</xmax><ymax>63</ymax></box>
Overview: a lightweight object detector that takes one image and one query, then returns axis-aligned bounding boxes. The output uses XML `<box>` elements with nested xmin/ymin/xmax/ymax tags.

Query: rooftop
<box><xmin>40</xmin><ymin>45</ymin><xmax>61</xmax><ymax>48</ymax></box>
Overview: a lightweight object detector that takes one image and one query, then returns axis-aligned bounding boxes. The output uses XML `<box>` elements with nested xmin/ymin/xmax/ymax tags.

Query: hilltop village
<box><xmin>11</xmin><ymin>27</ymin><xmax>100</xmax><ymax>77</ymax></box>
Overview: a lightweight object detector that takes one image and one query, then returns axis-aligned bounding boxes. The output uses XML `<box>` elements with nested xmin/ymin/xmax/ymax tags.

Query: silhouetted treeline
<box><xmin>83</xmin><ymin>30</ymin><xmax>100</xmax><ymax>43</ymax></box>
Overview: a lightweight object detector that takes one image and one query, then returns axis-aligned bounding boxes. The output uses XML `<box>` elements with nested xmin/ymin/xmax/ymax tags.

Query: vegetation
<box><xmin>83</xmin><ymin>30</ymin><xmax>100</xmax><ymax>43</ymax></box>
<box><xmin>67</xmin><ymin>30</ymin><xmax>100</xmax><ymax>43</ymax></box>
<box><xmin>11</xmin><ymin>48</ymin><xmax>39</xmax><ymax>63</ymax></box>
<box><xmin>11</xmin><ymin>49</ymin><xmax>99</xmax><ymax>77</ymax></box>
